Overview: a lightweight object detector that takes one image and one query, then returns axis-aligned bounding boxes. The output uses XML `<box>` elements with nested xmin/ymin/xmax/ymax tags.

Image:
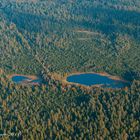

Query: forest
<box><xmin>0</xmin><ymin>0</ymin><xmax>140</xmax><ymax>139</ymax></box>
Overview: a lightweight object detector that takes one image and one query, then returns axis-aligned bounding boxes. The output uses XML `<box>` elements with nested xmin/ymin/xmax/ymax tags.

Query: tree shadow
<box><xmin>123</xmin><ymin>71</ymin><xmax>140</xmax><ymax>81</ymax></box>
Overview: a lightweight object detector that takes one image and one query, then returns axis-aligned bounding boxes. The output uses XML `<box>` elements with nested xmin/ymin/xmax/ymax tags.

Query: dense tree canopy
<box><xmin>0</xmin><ymin>0</ymin><xmax>140</xmax><ymax>139</ymax></box>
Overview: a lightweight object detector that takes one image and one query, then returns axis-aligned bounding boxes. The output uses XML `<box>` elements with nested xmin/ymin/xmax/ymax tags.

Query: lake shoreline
<box><xmin>8</xmin><ymin>74</ymin><xmax>38</xmax><ymax>80</ymax></box>
<box><xmin>66</xmin><ymin>72</ymin><xmax>129</xmax><ymax>82</ymax></box>
<box><xmin>8</xmin><ymin>71</ymin><xmax>130</xmax><ymax>88</ymax></box>
<box><xmin>8</xmin><ymin>74</ymin><xmax>41</xmax><ymax>85</ymax></box>
<box><xmin>51</xmin><ymin>71</ymin><xmax>130</xmax><ymax>88</ymax></box>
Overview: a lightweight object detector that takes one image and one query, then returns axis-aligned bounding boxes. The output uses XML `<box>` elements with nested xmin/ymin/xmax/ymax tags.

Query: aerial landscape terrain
<box><xmin>0</xmin><ymin>0</ymin><xmax>140</xmax><ymax>139</ymax></box>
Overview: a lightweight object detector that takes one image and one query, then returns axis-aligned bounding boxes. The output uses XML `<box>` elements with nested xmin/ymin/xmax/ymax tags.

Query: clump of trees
<box><xmin>1</xmin><ymin>0</ymin><xmax>140</xmax><ymax>79</ymax></box>
<box><xmin>0</xmin><ymin>73</ymin><xmax>140</xmax><ymax>139</ymax></box>
<box><xmin>0</xmin><ymin>0</ymin><xmax>140</xmax><ymax>139</ymax></box>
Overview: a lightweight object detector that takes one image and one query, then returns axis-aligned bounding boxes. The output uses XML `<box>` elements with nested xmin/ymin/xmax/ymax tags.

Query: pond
<box><xmin>66</xmin><ymin>73</ymin><xmax>130</xmax><ymax>88</ymax></box>
<box><xmin>12</xmin><ymin>75</ymin><xmax>42</xmax><ymax>85</ymax></box>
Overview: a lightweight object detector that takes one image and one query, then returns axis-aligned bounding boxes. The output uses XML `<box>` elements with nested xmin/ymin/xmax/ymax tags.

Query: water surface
<box><xmin>67</xmin><ymin>73</ymin><xmax>129</xmax><ymax>88</ymax></box>
<box><xmin>12</xmin><ymin>75</ymin><xmax>42</xmax><ymax>84</ymax></box>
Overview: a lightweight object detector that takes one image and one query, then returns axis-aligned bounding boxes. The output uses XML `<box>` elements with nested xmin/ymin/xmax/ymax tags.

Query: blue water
<box><xmin>12</xmin><ymin>76</ymin><xmax>31</xmax><ymax>83</ymax></box>
<box><xmin>12</xmin><ymin>76</ymin><xmax>41</xmax><ymax>84</ymax></box>
<box><xmin>67</xmin><ymin>73</ymin><xmax>129</xmax><ymax>88</ymax></box>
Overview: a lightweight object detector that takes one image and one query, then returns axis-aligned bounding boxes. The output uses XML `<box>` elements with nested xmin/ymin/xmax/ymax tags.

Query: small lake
<box><xmin>12</xmin><ymin>75</ymin><xmax>42</xmax><ymax>84</ymax></box>
<box><xmin>66</xmin><ymin>73</ymin><xmax>130</xmax><ymax>88</ymax></box>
